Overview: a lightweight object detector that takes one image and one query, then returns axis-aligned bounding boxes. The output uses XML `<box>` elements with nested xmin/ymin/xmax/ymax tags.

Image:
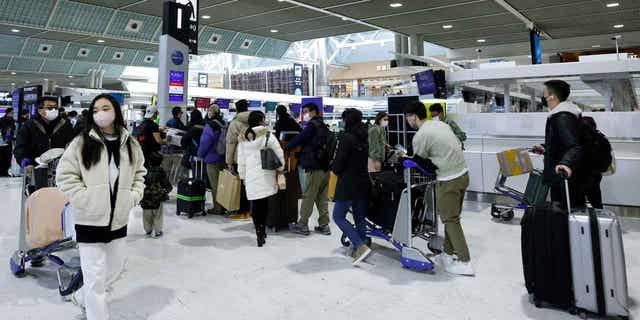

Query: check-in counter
<box><xmin>452</xmin><ymin>112</ymin><xmax>640</xmax><ymax>207</ymax></box>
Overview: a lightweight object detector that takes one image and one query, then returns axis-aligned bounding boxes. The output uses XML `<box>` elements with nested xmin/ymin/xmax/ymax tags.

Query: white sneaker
<box><xmin>445</xmin><ymin>260</ymin><xmax>476</xmax><ymax>276</ymax></box>
<box><xmin>70</xmin><ymin>291</ymin><xmax>86</xmax><ymax>319</ymax></box>
<box><xmin>435</xmin><ymin>253</ymin><xmax>456</xmax><ymax>268</ymax></box>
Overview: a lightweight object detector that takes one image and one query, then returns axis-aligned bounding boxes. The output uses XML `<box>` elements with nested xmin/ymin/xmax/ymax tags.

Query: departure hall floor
<box><xmin>1</xmin><ymin>177</ymin><xmax>639</xmax><ymax>320</ymax></box>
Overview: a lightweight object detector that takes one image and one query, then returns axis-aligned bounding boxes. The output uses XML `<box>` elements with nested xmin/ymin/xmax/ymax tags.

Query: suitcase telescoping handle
<box><xmin>558</xmin><ymin>170</ymin><xmax>574</xmax><ymax>216</ymax></box>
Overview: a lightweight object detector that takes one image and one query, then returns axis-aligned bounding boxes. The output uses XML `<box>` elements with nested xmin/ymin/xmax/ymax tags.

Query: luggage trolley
<box><xmin>341</xmin><ymin>159</ymin><xmax>440</xmax><ymax>271</ymax></box>
<box><xmin>491</xmin><ymin>148</ymin><xmax>548</xmax><ymax>221</ymax></box>
<box><xmin>9</xmin><ymin>149</ymin><xmax>83</xmax><ymax>297</ymax></box>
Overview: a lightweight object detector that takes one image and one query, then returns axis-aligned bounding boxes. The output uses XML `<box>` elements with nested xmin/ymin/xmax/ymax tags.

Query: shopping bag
<box><xmin>496</xmin><ymin>148</ymin><xmax>533</xmax><ymax>177</ymax></box>
<box><xmin>328</xmin><ymin>172</ymin><xmax>338</xmax><ymax>201</ymax></box>
<box><xmin>216</xmin><ymin>170</ymin><xmax>241</xmax><ymax>211</ymax></box>
<box><xmin>25</xmin><ymin>187</ymin><xmax>68</xmax><ymax>249</ymax></box>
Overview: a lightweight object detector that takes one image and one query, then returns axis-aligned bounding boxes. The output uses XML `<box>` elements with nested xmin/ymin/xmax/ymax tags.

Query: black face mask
<box><xmin>541</xmin><ymin>97</ymin><xmax>548</xmax><ymax>108</ymax></box>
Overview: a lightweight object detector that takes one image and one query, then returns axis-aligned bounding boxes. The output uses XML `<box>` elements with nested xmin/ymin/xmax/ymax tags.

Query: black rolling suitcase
<box><xmin>176</xmin><ymin>157</ymin><xmax>206</xmax><ymax>219</ymax></box>
<box><xmin>267</xmin><ymin>169</ymin><xmax>300</xmax><ymax>231</ymax></box>
<box><xmin>521</xmin><ymin>202</ymin><xmax>574</xmax><ymax>310</ymax></box>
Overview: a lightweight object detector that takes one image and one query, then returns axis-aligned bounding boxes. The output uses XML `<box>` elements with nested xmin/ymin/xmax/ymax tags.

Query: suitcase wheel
<box><xmin>501</xmin><ymin>210</ymin><xmax>514</xmax><ymax>221</ymax></box>
<box><xmin>490</xmin><ymin>204</ymin><xmax>500</xmax><ymax>219</ymax></box>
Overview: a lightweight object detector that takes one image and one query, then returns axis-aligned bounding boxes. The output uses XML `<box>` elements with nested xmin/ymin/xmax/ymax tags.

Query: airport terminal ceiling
<box><xmin>1</xmin><ymin>0</ymin><xmax>640</xmax><ymax>91</ymax></box>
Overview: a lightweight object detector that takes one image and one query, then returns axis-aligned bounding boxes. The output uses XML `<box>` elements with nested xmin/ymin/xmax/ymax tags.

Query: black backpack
<box><xmin>581</xmin><ymin>124</ymin><xmax>612</xmax><ymax>173</ymax></box>
<box><xmin>310</xmin><ymin>120</ymin><xmax>337</xmax><ymax>169</ymax></box>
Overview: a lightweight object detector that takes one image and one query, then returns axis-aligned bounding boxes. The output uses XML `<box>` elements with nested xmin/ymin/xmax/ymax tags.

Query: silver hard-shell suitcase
<box><xmin>563</xmin><ymin>178</ymin><xmax>629</xmax><ymax>318</ymax></box>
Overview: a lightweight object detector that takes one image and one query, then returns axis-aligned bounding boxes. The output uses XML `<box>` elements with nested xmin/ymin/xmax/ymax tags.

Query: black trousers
<box><xmin>251</xmin><ymin>197</ymin><xmax>269</xmax><ymax>233</ymax></box>
<box><xmin>550</xmin><ymin>178</ymin><xmax>586</xmax><ymax>211</ymax></box>
<box><xmin>583</xmin><ymin>175</ymin><xmax>604</xmax><ymax>209</ymax></box>
<box><xmin>0</xmin><ymin>145</ymin><xmax>12</xmax><ymax>177</ymax></box>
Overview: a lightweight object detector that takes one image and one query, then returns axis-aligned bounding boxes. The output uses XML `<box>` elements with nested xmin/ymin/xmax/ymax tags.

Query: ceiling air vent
<box><xmin>241</xmin><ymin>39</ymin><xmax>253</xmax><ymax>49</ymax></box>
<box><xmin>144</xmin><ymin>55</ymin><xmax>154</xmax><ymax>63</ymax></box>
<box><xmin>112</xmin><ymin>52</ymin><xmax>124</xmax><ymax>60</ymax></box>
<box><xmin>78</xmin><ymin>48</ymin><xmax>90</xmax><ymax>57</ymax></box>
<box><xmin>38</xmin><ymin>44</ymin><xmax>52</xmax><ymax>54</ymax></box>
<box><xmin>209</xmin><ymin>34</ymin><xmax>221</xmax><ymax>45</ymax></box>
<box><xmin>125</xmin><ymin>19</ymin><xmax>143</xmax><ymax>33</ymax></box>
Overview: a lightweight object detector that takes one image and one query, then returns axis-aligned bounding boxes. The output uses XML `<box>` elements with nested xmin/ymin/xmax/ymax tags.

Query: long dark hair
<box><xmin>244</xmin><ymin>111</ymin><xmax>265</xmax><ymax>141</ymax></box>
<box><xmin>344</xmin><ymin>108</ymin><xmax>367</xmax><ymax>142</ymax></box>
<box><xmin>81</xmin><ymin>94</ymin><xmax>133</xmax><ymax>170</ymax></box>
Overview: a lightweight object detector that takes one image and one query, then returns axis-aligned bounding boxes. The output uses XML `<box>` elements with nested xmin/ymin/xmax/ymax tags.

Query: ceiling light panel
<box><xmin>0</xmin><ymin>35</ymin><xmax>25</xmax><ymax>56</ymax></box>
<box><xmin>49</xmin><ymin>0</ymin><xmax>114</xmax><ymax>34</ymax></box>
<box><xmin>198</xmin><ymin>26</ymin><xmax>236</xmax><ymax>52</ymax></box>
<box><xmin>22</xmin><ymin>38</ymin><xmax>67</xmax><ymax>59</ymax></box>
<box><xmin>8</xmin><ymin>57</ymin><xmax>44</xmax><ymax>72</ymax></box>
<box><xmin>228</xmin><ymin>34</ymin><xmax>266</xmax><ymax>56</ymax></box>
<box><xmin>606</xmin><ymin>2</ymin><xmax>619</xmax><ymax>8</ymax></box>
<box><xmin>63</xmin><ymin>42</ymin><xmax>103</xmax><ymax>62</ymax></box>
<box><xmin>100</xmin><ymin>47</ymin><xmax>137</xmax><ymax>65</ymax></box>
<box><xmin>132</xmin><ymin>51</ymin><xmax>158</xmax><ymax>66</ymax></box>
<box><xmin>106</xmin><ymin>11</ymin><xmax>161</xmax><ymax>41</ymax></box>
<box><xmin>254</xmin><ymin>38</ymin><xmax>291</xmax><ymax>59</ymax></box>
<box><xmin>69</xmin><ymin>61</ymin><xmax>99</xmax><ymax>76</ymax></box>
<box><xmin>0</xmin><ymin>57</ymin><xmax>11</xmax><ymax>70</ymax></box>
<box><xmin>40</xmin><ymin>59</ymin><xmax>74</xmax><ymax>74</ymax></box>
<box><xmin>0</xmin><ymin>0</ymin><xmax>55</xmax><ymax>27</ymax></box>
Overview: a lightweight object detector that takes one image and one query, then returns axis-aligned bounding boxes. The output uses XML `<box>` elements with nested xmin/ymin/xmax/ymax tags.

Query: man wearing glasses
<box><xmin>14</xmin><ymin>96</ymin><xmax>75</xmax><ymax>168</ymax></box>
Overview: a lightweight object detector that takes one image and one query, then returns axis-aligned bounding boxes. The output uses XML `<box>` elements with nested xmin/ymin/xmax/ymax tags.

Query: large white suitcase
<box><xmin>563</xmin><ymin>179</ymin><xmax>629</xmax><ymax>318</ymax></box>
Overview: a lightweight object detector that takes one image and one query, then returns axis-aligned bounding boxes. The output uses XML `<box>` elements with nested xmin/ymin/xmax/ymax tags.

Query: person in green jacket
<box><xmin>368</xmin><ymin>112</ymin><xmax>390</xmax><ymax>173</ymax></box>
<box><xmin>429</xmin><ymin>103</ymin><xmax>467</xmax><ymax>149</ymax></box>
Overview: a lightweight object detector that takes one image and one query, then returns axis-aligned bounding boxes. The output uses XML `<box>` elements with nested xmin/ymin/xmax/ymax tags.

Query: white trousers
<box><xmin>78</xmin><ymin>238</ymin><xmax>126</xmax><ymax>320</ymax></box>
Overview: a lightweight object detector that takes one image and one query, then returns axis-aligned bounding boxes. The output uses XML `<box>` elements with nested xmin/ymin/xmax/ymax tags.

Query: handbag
<box><xmin>261</xmin><ymin>132</ymin><xmax>282</xmax><ymax>170</ymax></box>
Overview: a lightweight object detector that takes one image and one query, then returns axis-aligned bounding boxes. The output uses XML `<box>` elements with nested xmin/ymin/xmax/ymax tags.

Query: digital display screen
<box><xmin>324</xmin><ymin>105</ymin><xmax>334</xmax><ymax>113</ymax></box>
<box><xmin>264</xmin><ymin>102</ymin><xmax>277</xmax><ymax>112</ymax></box>
<box><xmin>249</xmin><ymin>100</ymin><xmax>262</xmax><ymax>110</ymax></box>
<box><xmin>214</xmin><ymin>98</ymin><xmax>230</xmax><ymax>109</ymax></box>
<box><xmin>169</xmin><ymin>70</ymin><xmax>185</xmax><ymax>102</ymax></box>
<box><xmin>530</xmin><ymin>29</ymin><xmax>542</xmax><ymax>65</ymax></box>
<box><xmin>195</xmin><ymin>97</ymin><xmax>211</xmax><ymax>108</ymax></box>
<box><xmin>290</xmin><ymin>103</ymin><xmax>301</xmax><ymax>113</ymax></box>
<box><xmin>415</xmin><ymin>70</ymin><xmax>436</xmax><ymax>96</ymax></box>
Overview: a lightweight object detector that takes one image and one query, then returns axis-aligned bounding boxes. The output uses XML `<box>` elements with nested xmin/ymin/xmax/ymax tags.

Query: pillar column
<box><xmin>409</xmin><ymin>34</ymin><xmax>424</xmax><ymax>57</ymax></box>
<box><xmin>315</xmin><ymin>38</ymin><xmax>330</xmax><ymax>97</ymax></box>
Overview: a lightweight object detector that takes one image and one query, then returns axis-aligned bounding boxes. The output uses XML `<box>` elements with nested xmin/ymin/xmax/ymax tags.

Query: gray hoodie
<box><xmin>549</xmin><ymin>101</ymin><xmax>582</xmax><ymax>117</ymax></box>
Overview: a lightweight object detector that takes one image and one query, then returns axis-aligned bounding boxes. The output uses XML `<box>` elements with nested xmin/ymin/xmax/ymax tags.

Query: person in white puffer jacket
<box><xmin>238</xmin><ymin>111</ymin><xmax>285</xmax><ymax>247</ymax></box>
<box><xmin>56</xmin><ymin>93</ymin><xmax>146</xmax><ymax>320</ymax></box>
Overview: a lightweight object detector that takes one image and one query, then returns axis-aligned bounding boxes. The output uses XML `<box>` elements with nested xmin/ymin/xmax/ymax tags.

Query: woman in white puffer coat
<box><xmin>56</xmin><ymin>94</ymin><xmax>146</xmax><ymax>320</ymax></box>
<box><xmin>238</xmin><ymin>111</ymin><xmax>285</xmax><ymax>247</ymax></box>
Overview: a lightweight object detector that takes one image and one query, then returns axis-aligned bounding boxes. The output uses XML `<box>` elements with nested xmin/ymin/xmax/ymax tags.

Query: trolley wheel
<box><xmin>365</xmin><ymin>237</ymin><xmax>372</xmax><ymax>247</ymax></box>
<box><xmin>30</xmin><ymin>257</ymin><xmax>46</xmax><ymax>268</ymax></box>
<box><xmin>568</xmin><ymin>307</ymin><xmax>578</xmax><ymax>315</ymax></box>
<box><xmin>187</xmin><ymin>212</ymin><xmax>194</xmax><ymax>219</ymax></box>
<box><xmin>340</xmin><ymin>234</ymin><xmax>351</xmax><ymax>247</ymax></box>
<box><xmin>501</xmin><ymin>210</ymin><xmax>515</xmax><ymax>221</ymax></box>
<box><xmin>490</xmin><ymin>204</ymin><xmax>501</xmax><ymax>219</ymax></box>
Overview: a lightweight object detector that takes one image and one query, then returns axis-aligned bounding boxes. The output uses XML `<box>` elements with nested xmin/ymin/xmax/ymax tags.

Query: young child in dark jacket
<box><xmin>141</xmin><ymin>152</ymin><xmax>173</xmax><ymax>238</ymax></box>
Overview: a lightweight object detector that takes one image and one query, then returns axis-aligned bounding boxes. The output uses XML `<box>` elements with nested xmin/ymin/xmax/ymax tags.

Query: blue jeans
<box><xmin>333</xmin><ymin>200</ymin><xmax>368</xmax><ymax>248</ymax></box>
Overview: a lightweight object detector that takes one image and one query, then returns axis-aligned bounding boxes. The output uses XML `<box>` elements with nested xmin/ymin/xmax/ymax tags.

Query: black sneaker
<box><xmin>154</xmin><ymin>232</ymin><xmax>163</xmax><ymax>238</ymax></box>
<box><xmin>289</xmin><ymin>223</ymin><xmax>310</xmax><ymax>236</ymax></box>
<box><xmin>314</xmin><ymin>225</ymin><xmax>331</xmax><ymax>236</ymax></box>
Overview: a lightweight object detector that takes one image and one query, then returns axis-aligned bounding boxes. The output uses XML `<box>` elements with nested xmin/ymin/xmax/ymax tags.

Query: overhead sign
<box><xmin>163</xmin><ymin>1</ymin><xmax>198</xmax><ymax>55</ymax></box>
<box><xmin>198</xmin><ymin>72</ymin><xmax>208</xmax><ymax>88</ymax></box>
<box><xmin>415</xmin><ymin>70</ymin><xmax>436</xmax><ymax>96</ymax></box>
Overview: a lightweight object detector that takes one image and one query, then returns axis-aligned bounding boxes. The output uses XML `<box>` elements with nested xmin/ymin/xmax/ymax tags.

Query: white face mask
<box><xmin>93</xmin><ymin>110</ymin><xmax>116</xmax><ymax>129</ymax></box>
<box><xmin>380</xmin><ymin>120</ymin><xmax>389</xmax><ymax>128</ymax></box>
<box><xmin>432</xmin><ymin>116</ymin><xmax>440</xmax><ymax>121</ymax></box>
<box><xmin>44</xmin><ymin>109</ymin><xmax>59</xmax><ymax>121</ymax></box>
<box><xmin>303</xmin><ymin>113</ymin><xmax>311</xmax><ymax>122</ymax></box>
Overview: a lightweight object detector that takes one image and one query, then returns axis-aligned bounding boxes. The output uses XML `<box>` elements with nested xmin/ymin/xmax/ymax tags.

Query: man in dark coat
<box><xmin>533</xmin><ymin>80</ymin><xmax>585</xmax><ymax>209</ymax></box>
<box><xmin>14</xmin><ymin>96</ymin><xmax>75</xmax><ymax>167</ymax></box>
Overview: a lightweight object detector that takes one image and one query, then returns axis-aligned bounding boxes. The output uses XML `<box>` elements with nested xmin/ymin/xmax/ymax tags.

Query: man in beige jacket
<box><xmin>225</xmin><ymin>99</ymin><xmax>251</xmax><ymax>220</ymax></box>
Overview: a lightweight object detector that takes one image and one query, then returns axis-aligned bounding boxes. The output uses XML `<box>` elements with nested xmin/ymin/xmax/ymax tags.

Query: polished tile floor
<box><xmin>1</xmin><ymin>177</ymin><xmax>638</xmax><ymax>320</ymax></box>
